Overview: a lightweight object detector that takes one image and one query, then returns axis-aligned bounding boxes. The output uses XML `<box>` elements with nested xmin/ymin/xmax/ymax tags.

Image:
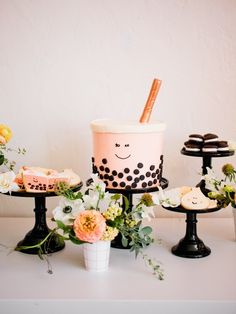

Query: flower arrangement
<box><xmin>53</xmin><ymin>175</ymin><xmax>156</xmax><ymax>250</ymax></box>
<box><xmin>202</xmin><ymin>164</ymin><xmax>236</xmax><ymax>208</ymax></box>
<box><xmin>16</xmin><ymin>174</ymin><xmax>164</xmax><ymax>279</ymax></box>
<box><xmin>0</xmin><ymin>123</ymin><xmax>26</xmax><ymax>193</ymax></box>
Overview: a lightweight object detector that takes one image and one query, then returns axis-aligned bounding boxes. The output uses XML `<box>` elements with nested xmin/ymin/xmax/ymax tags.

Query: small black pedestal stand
<box><xmin>3</xmin><ymin>182</ymin><xmax>83</xmax><ymax>255</ymax></box>
<box><xmin>106</xmin><ymin>178</ymin><xmax>169</xmax><ymax>249</ymax></box>
<box><xmin>181</xmin><ymin>148</ymin><xmax>234</xmax><ymax>195</ymax></box>
<box><xmin>163</xmin><ymin>205</ymin><xmax>221</xmax><ymax>258</ymax></box>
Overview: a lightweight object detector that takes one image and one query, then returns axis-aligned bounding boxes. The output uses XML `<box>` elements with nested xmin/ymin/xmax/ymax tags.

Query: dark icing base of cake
<box><xmin>92</xmin><ymin>155</ymin><xmax>164</xmax><ymax>190</ymax></box>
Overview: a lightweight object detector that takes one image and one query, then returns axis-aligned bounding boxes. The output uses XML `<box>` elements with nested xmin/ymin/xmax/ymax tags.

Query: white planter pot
<box><xmin>83</xmin><ymin>240</ymin><xmax>111</xmax><ymax>272</ymax></box>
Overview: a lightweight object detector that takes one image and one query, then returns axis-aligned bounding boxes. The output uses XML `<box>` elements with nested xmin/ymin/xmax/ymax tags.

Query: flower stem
<box><xmin>15</xmin><ymin>229</ymin><xmax>57</xmax><ymax>251</ymax></box>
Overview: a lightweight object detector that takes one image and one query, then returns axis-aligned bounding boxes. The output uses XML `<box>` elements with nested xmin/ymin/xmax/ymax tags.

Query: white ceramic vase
<box><xmin>83</xmin><ymin>240</ymin><xmax>111</xmax><ymax>272</ymax></box>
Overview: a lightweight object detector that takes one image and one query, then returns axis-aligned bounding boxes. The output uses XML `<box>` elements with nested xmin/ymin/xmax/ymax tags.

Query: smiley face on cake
<box><xmin>91</xmin><ymin>119</ymin><xmax>166</xmax><ymax>190</ymax></box>
<box><xmin>114</xmin><ymin>142</ymin><xmax>131</xmax><ymax>160</ymax></box>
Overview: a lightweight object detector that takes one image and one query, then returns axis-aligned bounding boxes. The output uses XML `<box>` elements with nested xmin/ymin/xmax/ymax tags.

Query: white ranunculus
<box><xmin>151</xmin><ymin>193</ymin><xmax>160</xmax><ymax>206</ymax></box>
<box><xmin>140</xmin><ymin>204</ymin><xmax>155</xmax><ymax>221</ymax></box>
<box><xmin>82</xmin><ymin>193</ymin><xmax>99</xmax><ymax>210</ymax></box>
<box><xmin>52</xmin><ymin>197</ymin><xmax>85</xmax><ymax>225</ymax></box>
<box><xmin>83</xmin><ymin>175</ymin><xmax>110</xmax><ymax>210</ymax></box>
<box><xmin>0</xmin><ymin>171</ymin><xmax>19</xmax><ymax>194</ymax></box>
<box><xmin>90</xmin><ymin>173</ymin><xmax>106</xmax><ymax>193</ymax></box>
<box><xmin>202</xmin><ymin>167</ymin><xmax>224</xmax><ymax>192</ymax></box>
<box><xmin>157</xmin><ymin>187</ymin><xmax>181</xmax><ymax>207</ymax></box>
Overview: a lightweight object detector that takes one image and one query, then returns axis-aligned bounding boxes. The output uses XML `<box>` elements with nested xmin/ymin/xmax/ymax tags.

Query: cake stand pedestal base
<box><xmin>172</xmin><ymin>212</ymin><xmax>211</xmax><ymax>258</ymax></box>
<box><xmin>17</xmin><ymin>196</ymin><xmax>65</xmax><ymax>255</ymax></box>
<box><xmin>163</xmin><ymin>205</ymin><xmax>222</xmax><ymax>258</ymax></box>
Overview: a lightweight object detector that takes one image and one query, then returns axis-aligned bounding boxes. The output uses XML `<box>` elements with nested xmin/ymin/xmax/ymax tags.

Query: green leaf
<box><xmin>121</xmin><ymin>235</ymin><xmax>128</xmax><ymax>247</ymax></box>
<box><xmin>140</xmin><ymin>226</ymin><xmax>152</xmax><ymax>236</ymax></box>
<box><xmin>38</xmin><ymin>249</ymin><xmax>44</xmax><ymax>260</ymax></box>
<box><xmin>69</xmin><ymin>233</ymin><xmax>87</xmax><ymax>245</ymax></box>
<box><xmin>55</xmin><ymin>220</ymin><xmax>66</xmax><ymax>230</ymax></box>
<box><xmin>123</xmin><ymin>195</ymin><xmax>130</xmax><ymax>212</ymax></box>
<box><xmin>111</xmin><ymin>194</ymin><xmax>121</xmax><ymax>201</ymax></box>
<box><xmin>0</xmin><ymin>154</ymin><xmax>4</xmax><ymax>166</ymax></box>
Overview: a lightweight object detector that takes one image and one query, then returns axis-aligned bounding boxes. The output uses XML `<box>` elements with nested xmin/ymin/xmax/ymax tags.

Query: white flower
<box><xmin>0</xmin><ymin>171</ymin><xmax>19</xmax><ymax>193</ymax></box>
<box><xmin>202</xmin><ymin>167</ymin><xmax>225</xmax><ymax>192</ymax></box>
<box><xmin>157</xmin><ymin>187</ymin><xmax>181</xmax><ymax>207</ymax></box>
<box><xmin>82</xmin><ymin>193</ymin><xmax>100</xmax><ymax>210</ymax></box>
<box><xmin>228</xmin><ymin>140</ymin><xmax>236</xmax><ymax>151</ymax></box>
<box><xmin>52</xmin><ymin>197</ymin><xmax>85</xmax><ymax>225</ymax></box>
<box><xmin>83</xmin><ymin>174</ymin><xmax>110</xmax><ymax>210</ymax></box>
<box><xmin>140</xmin><ymin>204</ymin><xmax>155</xmax><ymax>221</ymax></box>
<box><xmin>151</xmin><ymin>193</ymin><xmax>160</xmax><ymax>206</ymax></box>
<box><xmin>90</xmin><ymin>173</ymin><xmax>106</xmax><ymax>193</ymax></box>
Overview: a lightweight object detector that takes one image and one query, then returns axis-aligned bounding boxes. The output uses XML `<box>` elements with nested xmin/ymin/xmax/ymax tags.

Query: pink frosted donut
<box><xmin>90</xmin><ymin>119</ymin><xmax>166</xmax><ymax>190</ymax></box>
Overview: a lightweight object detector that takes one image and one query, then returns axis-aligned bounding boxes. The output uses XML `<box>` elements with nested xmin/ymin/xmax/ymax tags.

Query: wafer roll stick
<box><xmin>139</xmin><ymin>78</ymin><xmax>162</xmax><ymax>123</ymax></box>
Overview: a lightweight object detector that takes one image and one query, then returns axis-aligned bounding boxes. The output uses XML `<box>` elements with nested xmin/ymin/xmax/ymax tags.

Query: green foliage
<box><xmin>122</xmin><ymin>195</ymin><xmax>130</xmax><ymax>212</ymax></box>
<box><xmin>54</xmin><ymin>182</ymin><xmax>83</xmax><ymax>200</ymax></box>
<box><xmin>69</xmin><ymin>233</ymin><xmax>87</xmax><ymax>245</ymax></box>
<box><xmin>0</xmin><ymin>154</ymin><xmax>4</xmax><ymax>166</ymax></box>
<box><xmin>55</xmin><ymin>220</ymin><xmax>71</xmax><ymax>233</ymax></box>
<box><xmin>0</xmin><ymin>144</ymin><xmax>26</xmax><ymax>170</ymax></box>
<box><xmin>110</xmin><ymin>194</ymin><xmax>122</xmax><ymax>202</ymax></box>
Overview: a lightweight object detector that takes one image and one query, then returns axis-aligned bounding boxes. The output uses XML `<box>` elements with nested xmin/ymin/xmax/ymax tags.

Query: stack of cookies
<box><xmin>184</xmin><ymin>133</ymin><xmax>229</xmax><ymax>153</ymax></box>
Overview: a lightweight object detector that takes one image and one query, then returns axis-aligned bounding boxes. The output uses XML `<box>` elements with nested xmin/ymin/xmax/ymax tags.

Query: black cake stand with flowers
<box><xmin>181</xmin><ymin>148</ymin><xmax>234</xmax><ymax>195</ymax></box>
<box><xmin>1</xmin><ymin>182</ymin><xmax>83</xmax><ymax>254</ymax></box>
<box><xmin>161</xmin><ymin>148</ymin><xmax>235</xmax><ymax>258</ymax></box>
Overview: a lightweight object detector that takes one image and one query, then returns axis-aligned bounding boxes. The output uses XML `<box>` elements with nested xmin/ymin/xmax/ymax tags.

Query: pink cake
<box><xmin>17</xmin><ymin>167</ymin><xmax>81</xmax><ymax>192</ymax></box>
<box><xmin>91</xmin><ymin>119</ymin><xmax>166</xmax><ymax>190</ymax></box>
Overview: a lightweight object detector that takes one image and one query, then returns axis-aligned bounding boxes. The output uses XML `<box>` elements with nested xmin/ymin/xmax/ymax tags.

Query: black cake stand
<box><xmin>163</xmin><ymin>205</ymin><xmax>221</xmax><ymax>258</ymax></box>
<box><xmin>2</xmin><ymin>182</ymin><xmax>83</xmax><ymax>254</ymax></box>
<box><xmin>86</xmin><ymin>178</ymin><xmax>168</xmax><ymax>249</ymax></box>
<box><xmin>181</xmin><ymin>148</ymin><xmax>234</xmax><ymax>195</ymax></box>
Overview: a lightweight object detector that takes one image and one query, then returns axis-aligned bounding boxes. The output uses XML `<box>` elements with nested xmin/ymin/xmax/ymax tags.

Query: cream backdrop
<box><xmin>0</xmin><ymin>0</ymin><xmax>236</xmax><ymax>218</ymax></box>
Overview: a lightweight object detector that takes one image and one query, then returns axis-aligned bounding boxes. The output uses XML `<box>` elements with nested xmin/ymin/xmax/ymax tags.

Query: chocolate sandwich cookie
<box><xmin>203</xmin><ymin>133</ymin><xmax>219</xmax><ymax>143</ymax></box>
<box><xmin>184</xmin><ymin>142</ymin><xmax>201</xmax><ymax>152</ymax></box>
<box><xmin>217</xmin><ymin>141</ymin><xmax>229</xmax><ymax>152</ymax></box>
<box><xmin>188</xmin><ymin>134</ymin><xmax>204</xmax><ymax>143</ymax></box>
<box><xmin>202</xmin><ymin>143</ymin><xmax>218</xmax><ymax>153</ymax></box>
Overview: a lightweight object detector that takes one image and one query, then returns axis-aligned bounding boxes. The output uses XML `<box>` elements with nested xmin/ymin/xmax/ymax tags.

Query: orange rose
<box><xmin>73</xmin><ymin>210</ymin><xmax>106</xmax><ymax>243</ymax></box>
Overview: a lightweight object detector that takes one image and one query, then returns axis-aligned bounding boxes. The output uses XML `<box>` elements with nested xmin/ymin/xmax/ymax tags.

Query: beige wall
<box><xmin>0</xmin><ymin>0</ymin><xmax>236</xmax><ymax>217</ymax></box>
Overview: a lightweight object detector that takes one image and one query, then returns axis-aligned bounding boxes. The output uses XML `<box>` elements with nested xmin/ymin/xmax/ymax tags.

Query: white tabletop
<box><xmin>0</xmin><ymin>216</ymin><xmax>236</xmax><ymax>314</ymax></box>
